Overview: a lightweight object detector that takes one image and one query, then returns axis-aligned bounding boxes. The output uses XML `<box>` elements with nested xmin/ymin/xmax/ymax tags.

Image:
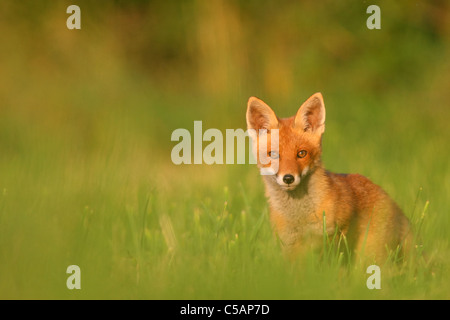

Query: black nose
<box><xmin>283</xmin><ymin>174</ymin><xmax>295</xmax><ymax>185</ymax></box>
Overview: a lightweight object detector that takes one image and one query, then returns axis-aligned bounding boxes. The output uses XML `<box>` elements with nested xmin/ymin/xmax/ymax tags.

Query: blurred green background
<box><xmin>0</xmin><ymin>1</ymin><xmax>449</xmax><ymax>299</ymax></box>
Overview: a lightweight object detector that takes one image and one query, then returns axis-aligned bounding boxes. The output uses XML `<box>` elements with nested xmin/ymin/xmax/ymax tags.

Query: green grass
<box><xmin>0</xmin><ymin>128</ymin><xmax>447</xmax><ymax>299</ymax></box>
<box><xmin>0</xmin><ymin>1</ymin><xmax>449</xmax><ymax>300</ymax></box>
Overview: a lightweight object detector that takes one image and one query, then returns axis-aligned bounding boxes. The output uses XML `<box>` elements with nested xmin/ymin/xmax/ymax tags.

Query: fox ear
<box><xmin>246</xmin><ymin>97</ymin><xmax>279</xmax><ymax>132</ymax></box>
<box><xmin>294</xmin><ymin>92</ymin><xmax>325</xmax><ymax>135</ymax></box>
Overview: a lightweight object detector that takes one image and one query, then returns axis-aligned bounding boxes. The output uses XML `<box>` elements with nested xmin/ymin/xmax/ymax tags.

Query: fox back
<box><xmin>246</xmin><ymin>93</ymin><xmax>412</xmax><ymax>263</ymax></box>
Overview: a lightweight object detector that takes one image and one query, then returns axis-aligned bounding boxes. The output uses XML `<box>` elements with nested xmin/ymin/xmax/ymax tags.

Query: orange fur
<box><xmin>247</xmin><ymin>93</ymin><xmax>412</xmax><ymax>263</ymax></box>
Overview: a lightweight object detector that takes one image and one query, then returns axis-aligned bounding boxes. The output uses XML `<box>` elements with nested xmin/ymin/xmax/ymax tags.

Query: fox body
<box><xmin>246</xmin><ymin>93</ymin><xmax>411</xmax><ymax>263</ymax></box>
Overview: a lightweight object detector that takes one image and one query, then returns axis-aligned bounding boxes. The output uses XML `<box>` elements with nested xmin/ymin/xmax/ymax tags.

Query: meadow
<box><xmin>0</xmin><ymin>1</ymin><xmax>449</xmax><ymax>299</ymax></box>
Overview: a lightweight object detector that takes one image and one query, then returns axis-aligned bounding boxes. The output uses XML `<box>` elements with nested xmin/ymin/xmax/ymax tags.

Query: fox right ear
<box><xmin>246</xmin><ymin>97</ymin><xmax>279</xmax><ymax>132</ymax></box>
<box><xmin>294</xmin><ymin>92</ymin><xmax>325</xmax><ymax>135</ymax></box>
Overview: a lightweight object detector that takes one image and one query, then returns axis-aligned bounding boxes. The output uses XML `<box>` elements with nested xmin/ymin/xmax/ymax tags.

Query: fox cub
<box><xmin>246</xmin><ymin>93</ymin><xmax>412</xmax><ymax>263</ymax></box>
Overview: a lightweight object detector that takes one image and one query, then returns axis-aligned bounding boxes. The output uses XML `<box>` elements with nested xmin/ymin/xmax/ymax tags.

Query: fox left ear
<box><xmin>294</xmin><ymin>92</ymin><xmax>326</xmax><ymax>135</ymax></box>
<box><xmin>246</xmin><ymin>97</ymin><xmax>279</xmax><ymax>132</ymax></box>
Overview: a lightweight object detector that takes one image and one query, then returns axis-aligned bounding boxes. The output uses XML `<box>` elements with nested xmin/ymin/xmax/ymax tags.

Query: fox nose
<box><xmin>282</xmin><ymin>174</ymin><xmax>295</xmax><ymax>185</ymax></box>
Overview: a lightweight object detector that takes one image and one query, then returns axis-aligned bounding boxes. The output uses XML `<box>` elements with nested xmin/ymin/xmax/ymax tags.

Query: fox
<box><xmin>246</xmin><ymin>92</ymin><xmax>412</xmax><ymax>264</ymax></box>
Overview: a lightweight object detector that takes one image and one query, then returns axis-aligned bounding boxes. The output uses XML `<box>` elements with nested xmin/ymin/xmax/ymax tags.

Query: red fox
<box><xmin>246</xmin><ymin>93</ymin><xmax>412</xmax><ymax>263</ymax></box>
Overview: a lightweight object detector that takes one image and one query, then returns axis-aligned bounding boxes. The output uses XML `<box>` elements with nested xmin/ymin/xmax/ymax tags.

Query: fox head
<box><xmin>246</xmin><ymin>93</ymin><xmax>325</xmax><ymax>191</ymax></box>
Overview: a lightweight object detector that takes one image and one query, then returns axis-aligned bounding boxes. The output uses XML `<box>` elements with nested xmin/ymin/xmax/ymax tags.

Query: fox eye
<box><xmin>268</xmin><ymin>151</ymin><xmax>279</xmax><ymax>159</ymax></box>
<box><xmin>297</xmin><ymin>150</ymin><xmax>307</xmax><ymax>158</ymax></box>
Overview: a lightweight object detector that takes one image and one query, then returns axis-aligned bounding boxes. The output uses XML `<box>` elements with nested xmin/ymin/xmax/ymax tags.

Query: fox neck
<box><xmin>263</xmin><ymin>165</ymin><xmax>328</xmax><ymax>219</ymax></box>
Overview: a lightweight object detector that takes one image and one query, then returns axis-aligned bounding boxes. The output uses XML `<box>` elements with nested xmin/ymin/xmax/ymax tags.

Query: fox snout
<box><xmin>282</xmin><ymin>174</ymin><xmax>294</xmax><ymax>184</ymax></box>
<box><xmin>276</xmin><ymin>173</ymin><xmax>301</xmax><ymax>190</ymax></box>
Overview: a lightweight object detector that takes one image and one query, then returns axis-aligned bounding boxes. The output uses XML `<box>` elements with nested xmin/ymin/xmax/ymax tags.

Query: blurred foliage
<box><xmin>1</xmin><ymin>0</ymin><xmax>449</xmax><ymax>192</ymax></box>
<box><xmin>1</xmin><ymin>1</ymin><xmax>449</xmax><ymax>120</ymax></box>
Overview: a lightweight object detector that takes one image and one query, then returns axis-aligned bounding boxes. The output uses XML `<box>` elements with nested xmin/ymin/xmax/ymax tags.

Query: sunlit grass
<box><xmin>0</xmin><ymin>142</ymin><xmax>446</xmax><ymax>299</ymax></box>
